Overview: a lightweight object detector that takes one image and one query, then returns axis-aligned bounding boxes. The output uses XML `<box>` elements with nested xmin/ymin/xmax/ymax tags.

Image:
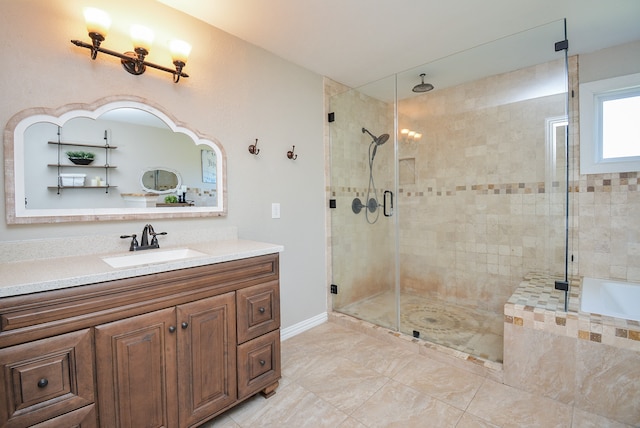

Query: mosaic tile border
<box><xmin>329</xmin><ymin>171</ymin><xmax>638</xmax><ymax>199</ymax></box>
<box><xmin>504</xmin><ymin>272</ymin><xmax>640</xmax><ymax>352</ymax></box>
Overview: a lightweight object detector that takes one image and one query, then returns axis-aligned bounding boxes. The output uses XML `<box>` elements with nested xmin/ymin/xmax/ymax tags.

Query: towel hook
<box><xmin>248</xmin><ymin>138</ymin><xmax>260</xmax><ymax>155</ymax></box>
<box><xmin>287</xmin><ymin>145</ymin><xmax>297</xmax><ymax>160</ymax></box>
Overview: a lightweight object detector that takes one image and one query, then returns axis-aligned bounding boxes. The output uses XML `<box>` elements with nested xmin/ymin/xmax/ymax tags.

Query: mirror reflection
<box><xmin>6</xmin><ymin>99</ymin><xmax>226</xmax><ymax>223</ymax></box>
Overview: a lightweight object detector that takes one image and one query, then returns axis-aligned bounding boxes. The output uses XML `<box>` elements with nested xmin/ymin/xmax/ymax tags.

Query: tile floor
<box><xmin>338</xmin><ymin>291</ymin><xmax>504</xmax><ymax>363</ymax></box>
<box><xmin>202</xmin><ymin>322</ymin><xmax>633</xmax><ymax>428</ymax></box>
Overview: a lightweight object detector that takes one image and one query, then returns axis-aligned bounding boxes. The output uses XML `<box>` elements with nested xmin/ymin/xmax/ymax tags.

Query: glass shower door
<box><xmin>328</xmin><ymin>75</ymin><xmax>399</xmax><ymax>331</ymax></box>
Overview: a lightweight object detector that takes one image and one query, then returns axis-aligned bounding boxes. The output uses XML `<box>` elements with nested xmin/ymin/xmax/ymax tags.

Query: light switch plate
<box><xmin>271</xmin><ymin>203</ymin><xmax>281</xmax><ymax>219</ymax></box>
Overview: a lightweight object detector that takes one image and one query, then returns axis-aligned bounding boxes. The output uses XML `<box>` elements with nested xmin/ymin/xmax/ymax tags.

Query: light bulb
<box><xmin>84</xmin><ymin>7</ymin><xmax>111</xmax><ymax>37</ymax></box>
<box><xmin>170</xmin><ymin>40</ymin><xmax>192</xmax><ymax>65</ymax></box>
<box><xmin>131</xmin><ymin>25</ymin><xmax>154</xmax><ymax>52</ymax></box>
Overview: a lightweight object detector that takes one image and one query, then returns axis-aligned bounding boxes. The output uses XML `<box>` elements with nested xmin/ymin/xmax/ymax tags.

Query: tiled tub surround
<box><xmin>504</xmin><ymin>273</ymin><xmax>640</xmax><ymax>426</ymax></box>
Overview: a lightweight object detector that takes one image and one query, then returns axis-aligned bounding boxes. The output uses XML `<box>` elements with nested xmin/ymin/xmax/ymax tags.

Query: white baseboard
<box><xmin>281</xmin><ymin>312</ymin><xmax>328</xmax><ymax>341</ymax></box>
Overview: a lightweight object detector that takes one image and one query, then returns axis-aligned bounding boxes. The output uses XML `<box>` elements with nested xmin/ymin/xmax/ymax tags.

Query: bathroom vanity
<box><xmin>0</xmin><ymin>241</ymin><xmax>282</xmax><ymax>428</ymax></box>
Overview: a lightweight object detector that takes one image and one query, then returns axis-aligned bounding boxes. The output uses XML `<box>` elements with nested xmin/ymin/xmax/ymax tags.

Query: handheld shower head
<box><xmin>362</xmin><ymin>127</ymin><xmax>389</xmax><ymax>162</ymax></box>
<box><xmin>362</xmin><ymin>127</ymin><xmax>389</xmax><ymax>146</ymax></box>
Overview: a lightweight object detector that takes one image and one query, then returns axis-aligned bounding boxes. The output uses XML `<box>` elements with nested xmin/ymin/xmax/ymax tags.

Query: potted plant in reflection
<box><xmin>66</xmin><ymin>151</ymin><xmax>95</xmax><ymax>165</ymax></box>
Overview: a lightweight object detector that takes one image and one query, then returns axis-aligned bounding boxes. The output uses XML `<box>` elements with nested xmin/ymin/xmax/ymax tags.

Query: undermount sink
<box><xmin>102</xmin><ymin>248</ymin><xmax>208</xmax><ymax>268</ymax></box>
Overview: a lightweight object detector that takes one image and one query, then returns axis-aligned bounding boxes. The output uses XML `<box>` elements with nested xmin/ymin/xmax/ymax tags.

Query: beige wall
<box><xmin>0</xmin><ymin>0</ymin><xmax>327</xmax><ymax>329</ymax></box>
<box><xmin>574</xmin><ymin>40</ymin><xmax>640</xmax><ymax>282</ymax></box>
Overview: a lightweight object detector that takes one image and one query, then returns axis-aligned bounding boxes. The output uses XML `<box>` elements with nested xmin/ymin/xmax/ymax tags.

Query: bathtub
<box><xmin>580</xmin><ymin>277</ymin><xmax>640</xmax><ymax>322</ymax></box>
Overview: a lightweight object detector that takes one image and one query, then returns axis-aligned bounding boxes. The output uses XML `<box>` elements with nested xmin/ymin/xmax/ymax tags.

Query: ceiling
<box><xmin>156</xmin><ymin>0</ymin><xmax>640</xmax><ymax>92</ymax></box>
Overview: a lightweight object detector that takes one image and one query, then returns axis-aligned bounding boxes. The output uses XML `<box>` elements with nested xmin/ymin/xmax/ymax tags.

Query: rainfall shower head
<box><xmin>412</xmin><ymin>73</ymin><xmax>434</xmax><ymax>93</ymax></box>
<box><xmin>362</xmin><ymin>127</ymin><xmax>389</xmax><ymax>146</ymax></box>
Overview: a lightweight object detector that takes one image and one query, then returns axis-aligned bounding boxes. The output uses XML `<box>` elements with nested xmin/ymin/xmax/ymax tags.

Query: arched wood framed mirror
<box><xmin>4</xmin><ymin>96</ymin><xmax>227</xmax><ymax>224</ymax></box>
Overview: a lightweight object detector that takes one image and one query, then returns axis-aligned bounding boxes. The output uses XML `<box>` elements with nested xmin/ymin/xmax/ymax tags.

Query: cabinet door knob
<box><xmin>259</xmin><ymin>360</ymin><xmax>266</xmax><ymax>366</ymax></box>
<box><xmin>258</xmin><ymin>307</ymin><xmax>266</xmax><ymax>314</ymax></box>
<box><xmin>181</xmin><ymin>322</ymin><xmax>189</xmax><ymax>329</ymax></box>
<box><xmin>168</xmin><ymin>325</ymin><xmax>176</xmax><ymax>333</ymax></box>
<box><xmin>37</xmin><ymin>378</ymin><xmax>49</xmax><ymax>388</ymax></box>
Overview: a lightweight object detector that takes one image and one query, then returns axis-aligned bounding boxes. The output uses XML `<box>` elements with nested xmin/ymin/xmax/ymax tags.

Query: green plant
<box><xmin>65</xmin><ymin>151</ymin><xmax>95</xmax><ymax>159</ymax></box>
<box><xmin>164</xmin><ymin>195</ymin><xmax>178</xmax><ymax>203</ymax></box>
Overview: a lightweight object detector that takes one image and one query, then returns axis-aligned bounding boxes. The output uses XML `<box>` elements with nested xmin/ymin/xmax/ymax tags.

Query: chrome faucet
<box><xmin>121</xmin><ymin>223</ymin><xmax>167</xmax><ymax>251</ymax></box>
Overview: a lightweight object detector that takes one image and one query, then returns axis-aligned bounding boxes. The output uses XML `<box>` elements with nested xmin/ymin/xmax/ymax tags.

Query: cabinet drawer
<box><xmin>236</xmin><ymin>281</ymin><xmax>280</xmax><ymax>343</ymax></box>
<box><xmin>30</xmin><ymin>404</ymin><xmax>97</xmax><ymax>428</ymax></box>
<box><xmin>237</xmin><ymin>329</ymin><xmax>281</xmax><ymax>399</ymax></box>
<box><xmin>0</xmin><ymin>329</ymin><xmax>94</xmax><ymax>428</ymax></box>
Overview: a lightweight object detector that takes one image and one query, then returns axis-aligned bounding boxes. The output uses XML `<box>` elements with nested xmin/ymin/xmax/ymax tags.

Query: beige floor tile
<box><xmin>350</xmin><ymin>379</ymin><xmax>464</xmax><ymax>427</ymax></box>
<box><xmin>285</xmin><ymin>322</ymin><xmax>372</xmax><ymax>355</ymax></box>
<box><xmin>338</xmin><ymin>417</ymin><xmax>369</xmax><ymax>428</ymax></box>
<box><xmin>466</xmin><ymin>379</ymin><xmax>573</xmax><ymax>428</ymax></box>
<box><xmin>281</xmin><ymin>340</ymin><xmax>338</xmax><ymax>381</ymax></box>
<box><xmin>199</xmin><ymin>414</ymin><xmax>240</xmax><ymax>428</ymax></box>
<box><xmin>456</xmin><ymin>413</ymin><xmax>501</xmax><ymax>428</ymax></box>
<box><xmin>223</xmin><ymin>382</ymin><xmax>349</xmax><ymax>427</ymax></box>
<box><xmin>339</xmin><ymin>336</ymin><xmax>417</xmax><ymax>377</ymax></box>
<box><xmin>295</xmin><ymin>355</ymin><xmax>390</xmax><ymax>414</ymax></box>
<box><xmin>571</xmin><ymin>408</ymin><xmax>634</xmax><ymax>428</ymax></box>
<box><xmin>203</xmin><ymin>322</ymin><xmax>637</xmax><ymax>428</ymax></box>
<box><xmin>393</xmin><ymin>354</ymin><xmax>485</xmax><ymax>410</ymax></box>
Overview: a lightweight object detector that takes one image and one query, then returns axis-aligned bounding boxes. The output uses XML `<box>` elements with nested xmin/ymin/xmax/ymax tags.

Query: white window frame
<box><xmin>579</xmin><ymin>72</ymin><xmax>640</xmax><ymax>174</ymax></box>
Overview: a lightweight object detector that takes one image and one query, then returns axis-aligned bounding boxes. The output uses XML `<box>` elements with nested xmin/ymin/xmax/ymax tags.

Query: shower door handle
<box><xmin>383</xmin><ymin>190</ymin><xmax>394</xmax><ymax>217</ymax></box>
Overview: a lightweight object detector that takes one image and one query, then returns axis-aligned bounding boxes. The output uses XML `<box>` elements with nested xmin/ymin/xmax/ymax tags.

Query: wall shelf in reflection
<box><xmin>47</xmin><ymin>185</ymin><xmax>117</xmax><ymax>189</ymax></box>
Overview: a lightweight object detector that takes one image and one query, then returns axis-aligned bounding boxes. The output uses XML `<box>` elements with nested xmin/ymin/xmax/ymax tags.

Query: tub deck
<box><xmin>504</xmin><ymin>272</ymin><xmax>640</xmax><ymax>352</ymax></box>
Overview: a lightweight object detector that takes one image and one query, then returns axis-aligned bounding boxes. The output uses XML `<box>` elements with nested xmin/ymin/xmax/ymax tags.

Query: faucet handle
<box><xmin>150</xmin><ymin>231</ymin><xmax>167</xmax><ymax>246</ymax></box>
<box><xmin>120</xmin><ymin>234</ymin><xmax>138</xmax><ymax>251</ymax></box>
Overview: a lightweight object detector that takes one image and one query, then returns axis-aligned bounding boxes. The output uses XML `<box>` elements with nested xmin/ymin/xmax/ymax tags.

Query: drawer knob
<box><xmin>37</xmin><ymin>378</ymin><xmax>49</xmax><ymax>388</ymax></box>
<box><xmin>259</xmin><ymin>360</ymin><xmax>266</xmax><ymax>366</ymax></box>
<box><xmin>258</xmin><ymin>307</ymin><xmax>266</xmax><ymax>314</ymax></box>
<box><xmin>181</xmin><ymin>322</ymin><xmax>189</xmax><ymax>329</ymax></box>
<box><xmin>168</xmin><ymin>325</ymin><xmax>176</xmax><ymax>333</ymax></box>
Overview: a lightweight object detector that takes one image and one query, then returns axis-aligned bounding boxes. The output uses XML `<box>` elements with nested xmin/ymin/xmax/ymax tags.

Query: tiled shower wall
<box><xmin>326</xmin><ymin>80</ymin><xmax>395</xmax><ymax>311</ymax></box>
<box><xmin>396</xmin><ymin>59</ymin><xmax>569</xmax><ymax>314</ymax></box>
<box><xmin>325</xmin><ymin>49</ymin><xmax>640</xmax><ymax>314</ymax></box>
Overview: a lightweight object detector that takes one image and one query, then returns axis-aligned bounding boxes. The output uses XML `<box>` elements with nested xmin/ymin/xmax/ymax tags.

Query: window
<box><xmin>579</xmin><ymin>72</ymin><xmax>640</xmax><ymax>174</ymax></box>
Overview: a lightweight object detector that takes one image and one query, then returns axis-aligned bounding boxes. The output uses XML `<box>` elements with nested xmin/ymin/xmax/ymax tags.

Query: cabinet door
<box><xmin>176</xmin><ymin>292</ymin><xmax>237</xmax><ymax>427</ymax></box>
<box><xmin>95</xmin><ymin>308</ymin><xmax>178</xmax><ymax>428</ymax></box>
<box><xmin>0</xmin><ymin>329</ymin><xmax>94</xmax><ymax>428</ymax></box>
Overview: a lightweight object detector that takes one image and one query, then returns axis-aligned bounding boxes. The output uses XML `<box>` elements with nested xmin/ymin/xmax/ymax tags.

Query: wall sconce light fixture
<box><xmin>400</xmin><ymin>128</ymin><xmax>422</xmax><ymax>143</ymax></box>
<box><xmin>71</xmin><ymin>7</ymin><xmax>192</xmax><ymax>83</ymax></box>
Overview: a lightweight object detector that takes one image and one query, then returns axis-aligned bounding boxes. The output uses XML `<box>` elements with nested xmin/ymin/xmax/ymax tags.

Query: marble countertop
<box><xmin>0</xmin><ymin>239</ymin><xmax>283</xmax><ymax>298</ymax></box>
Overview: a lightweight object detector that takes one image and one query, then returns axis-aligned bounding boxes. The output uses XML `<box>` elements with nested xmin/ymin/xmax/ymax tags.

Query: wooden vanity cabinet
<box><xmin>0</xmin><ymin>253</ymin><xmax>281</xmax><ymax>428</ymax></box>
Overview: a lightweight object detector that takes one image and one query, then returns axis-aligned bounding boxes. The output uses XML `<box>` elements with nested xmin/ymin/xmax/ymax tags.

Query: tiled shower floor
<box><xmin>338</xmin><ymin>291</ymin><xmax>504</xmax><ymax>363</ymax></box>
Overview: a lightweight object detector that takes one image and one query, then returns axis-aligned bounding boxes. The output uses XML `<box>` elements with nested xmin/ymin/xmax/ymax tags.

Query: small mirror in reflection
<box><xmin>140</xmin><ymin>168</ymin><xmax>181</xmax><ymax>194</ymax></box>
